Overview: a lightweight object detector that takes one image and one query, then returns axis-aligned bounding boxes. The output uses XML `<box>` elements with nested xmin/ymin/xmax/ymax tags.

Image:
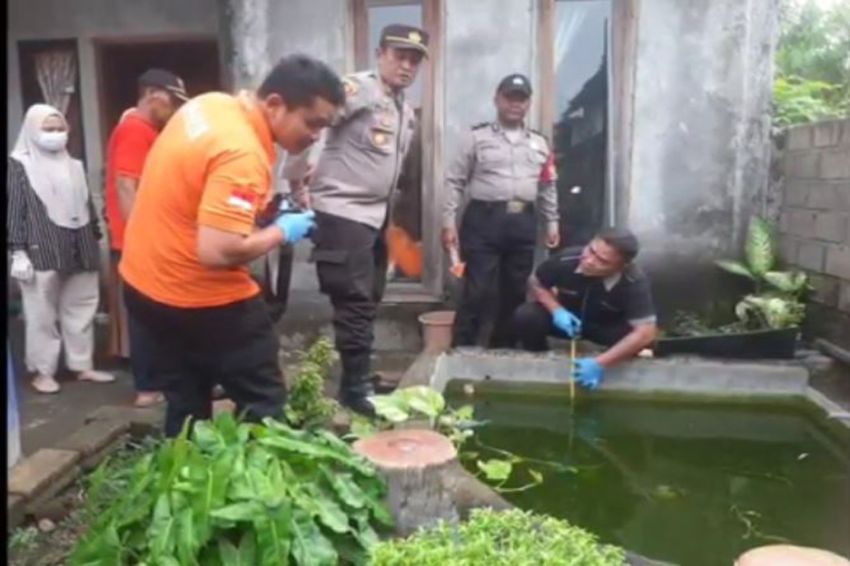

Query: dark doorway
<box><xmin>17</xmin><ymin>39</ymin><xmax>87</xmax><ymax>164</ymax></box>
<box><xmin>94</xmin><ymin>38</ymin><xmax>222</xmax><ymax>150</ymax></box>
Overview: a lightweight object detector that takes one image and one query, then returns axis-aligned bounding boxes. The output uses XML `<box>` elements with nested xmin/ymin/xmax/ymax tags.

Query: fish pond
<box><xmin>446</xmin><ymin>382</ymin><xmax>850</xmax><ymax>566</ymax></box>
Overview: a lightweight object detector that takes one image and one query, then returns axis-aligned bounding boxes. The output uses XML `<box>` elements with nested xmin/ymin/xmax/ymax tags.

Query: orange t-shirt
<box><xmin>104</xmin><ymin>110</ymin><xmax>158</xmax><ymax>250</ymax></box>
<box><xmin>119</xmin><ymin>92</ymin><xmax>276</xmax><ymax>308</ymax></box>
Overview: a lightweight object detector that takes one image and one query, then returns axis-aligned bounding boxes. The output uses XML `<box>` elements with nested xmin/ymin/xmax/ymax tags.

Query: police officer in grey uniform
<box><xmin>285</xmin><ymin>24</ymin><xmax>427</xmax><ymax>415</ymax></box>
<box><xmin>442</xmin><ymin>73</ymin><xmax>560</xmax><ymax>348</ymax></box>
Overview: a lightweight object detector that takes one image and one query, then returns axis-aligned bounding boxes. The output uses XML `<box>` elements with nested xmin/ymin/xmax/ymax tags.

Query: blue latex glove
<box><xmin>573</xmin><ymin>358</ymin><xmax>604</xmax><ymax>390</ymax></box>
<box><xmin>275</xmin><ymin>210</ymin><xmax>316</xmax><ymax>244</ymax></box>
<box><xmin>552</xmin><ymin>307</ymin><xmax>582</xmax><ymax>338</ymax></box>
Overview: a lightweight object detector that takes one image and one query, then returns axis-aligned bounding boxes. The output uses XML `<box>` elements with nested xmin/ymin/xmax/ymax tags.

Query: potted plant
<box><xmin>656</xmin><ymin>216</ymin><xmax>809</xmax><ymax>359</ymax></box>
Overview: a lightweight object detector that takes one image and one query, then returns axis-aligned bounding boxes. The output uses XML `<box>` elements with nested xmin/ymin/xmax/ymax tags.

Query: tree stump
<box><xmin>735</xmin><ymin>545</ymin><xmax>850</xmax><ymax>566</ymax></box>
<box><xmin>354</xmin><ymin>429</ymin><xmax>460</xmax><ymax>536</ymax></box>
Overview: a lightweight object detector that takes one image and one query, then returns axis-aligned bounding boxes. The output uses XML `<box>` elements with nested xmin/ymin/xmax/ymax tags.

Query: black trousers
<box><xmin>312</xmin><ymin>211</ymin><xmax>387</xmax><ymax>381</ymax></box>
<box><xmin>123</xmin><ymin>284</ymin><xmax>286</xmax><ymax>437</ymax></box>
<box><xmin>452</xmin><ymin>200</ymin><xmax>537</xmax><ymax>348</ymax></box>
<box><xmin>513</xmin><ymin>301</ymin><xmax>632</xmax><ymax>351</ymax></box>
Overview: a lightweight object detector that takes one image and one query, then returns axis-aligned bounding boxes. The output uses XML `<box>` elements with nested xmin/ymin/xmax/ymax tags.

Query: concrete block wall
<box><xmin>778</xmin><ymin>119</ymin><xmax>850</xmax><ymax>348</ymax></box>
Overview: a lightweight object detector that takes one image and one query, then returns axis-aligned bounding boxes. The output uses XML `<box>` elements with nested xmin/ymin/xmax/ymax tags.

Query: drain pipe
<box><xmin>814</xmin><ymin>338</ymin><xmax>850</xmax><ymax>367</ymax></box>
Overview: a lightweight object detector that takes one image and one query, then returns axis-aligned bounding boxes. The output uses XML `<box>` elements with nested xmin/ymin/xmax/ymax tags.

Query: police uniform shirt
<box><xmin>284</xmin><ymin>71</ymin><xmax>416</xmax><ymax>229</ymax></box>
<box><xmin>443</xmin><ymin>122</ymin><xmax>558</xmax><ymax>229</ymax></box>
<box><xmin>535</xmin><ymin>246</ymin><xmax>657</xmax><ymax>328</ymax></box>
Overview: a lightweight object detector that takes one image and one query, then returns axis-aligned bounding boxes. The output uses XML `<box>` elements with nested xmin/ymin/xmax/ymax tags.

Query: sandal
<box><xmin>133</xmin><ymin>392</ymin><xmax>165</xmax><ymax>408</ymax></box>
<box><xmin>32</xmin><ymin>374</ymin><xmax>61</xmax><ymax>394</ymax></box>
<box><xmin>77</xmin><ymin>370</ymin><xmax>116</xmax><ymax>383</ymax></box>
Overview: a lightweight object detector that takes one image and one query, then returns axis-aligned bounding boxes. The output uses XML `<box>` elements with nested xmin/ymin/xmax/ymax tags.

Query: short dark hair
<box><xmin>597</xmin><ymin>227</ymin><xmax>640</xmax><ymax>262</ymax></box>
<box><xmin>257</xmin><ymin>54</ymin><xmax>345</xmax><ymax>109</ymax></box>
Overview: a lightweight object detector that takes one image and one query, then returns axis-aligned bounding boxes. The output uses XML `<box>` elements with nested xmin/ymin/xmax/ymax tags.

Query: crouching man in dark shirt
<box><xmin>512</xmin><ymin>228</ymin><xmax>658</xmax><ymax>389</ymax></box>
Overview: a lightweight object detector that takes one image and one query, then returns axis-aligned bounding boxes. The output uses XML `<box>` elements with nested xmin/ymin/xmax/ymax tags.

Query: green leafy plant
<box><xmin>370</xmin><ymin>508</ymin><xmax>626</xmax><ymax>566</ymax></box>
<box><xmin>773</xmin><ymin>0</ymin><xmax>850</xmax><ymax>128</ymax></box>
<box><xmin>668</xmin><ymin>310</ymin><xmax>748</xmax><ymax>338</ymax></box>
<box><xmin>773</xmin><ymin>76</ymin><xmax>843</xmax><ymax>128</ymax></box>
<box><xmin>285</xmin><ymin>337</ymin><xmax>340</xmax><ymax>429</ymax></box>
<box><xmin>355</xmin><ymin>386</ymin><xmax>552</xmax><ymax>494</ymax></box>
<box><xmin>715</xmin><ymin>216</ymin><xmax>810</xmax><ymax>330</ymax></box>
<box><xmin>70</xmin><ymin>413</ymin><xmax>391</xmax><ymax>566</ymax></box>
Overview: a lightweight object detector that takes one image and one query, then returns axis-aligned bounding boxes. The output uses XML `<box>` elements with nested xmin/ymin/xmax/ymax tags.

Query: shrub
<box><xmin>70</xmin><ymin>413</ymin><xmax>391</xmax><ymax>565</ymax></box>
<box><xmin>371</xmin><ymin>508</ymin><xmax>625</xmax><ymax>566</ymax></box>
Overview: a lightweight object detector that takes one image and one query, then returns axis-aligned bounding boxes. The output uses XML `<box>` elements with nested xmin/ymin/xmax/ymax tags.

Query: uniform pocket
<box><xmin>312</xmin><ymin>249</ymin><xmax>351</xmax><ymax>296</ymax></box>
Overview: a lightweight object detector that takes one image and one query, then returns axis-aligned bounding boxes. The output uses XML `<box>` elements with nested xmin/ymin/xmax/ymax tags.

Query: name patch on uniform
<box><xmin>372</xmin><ymin>130</ymin><xmax>391</xmax><ymax>147</ymax></box>
<box><xmin>227</xmin><ymin>188</ymin><xmax>257</xmax><ymax>212</ymax></box>
<box><xmin>343</xmin><ymin>78</ymin><xmax>359</xmax><ymax>96</ymax></box>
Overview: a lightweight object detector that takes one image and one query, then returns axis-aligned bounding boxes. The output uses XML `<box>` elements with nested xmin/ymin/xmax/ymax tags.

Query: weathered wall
<box><xmin>442</xmin><ymin>0</ymin><xmax>539</xmax><ymax>161</ymax></box>
<box><xmin>217</xmin><ymin>0</ymin><xmax>351</xmax><ymax>90</ymax></box>
<box><xmin>778</xmin><ymin>119</ymin><xmax>850</xmax><ymax>349</ymax></box>
<box><xmin>626</xmin><ymin>0</ymin><xmax>778</xmax><ymax>317</ymax></box>
<box><xmin>7</xmin><ymin>0</ymin><xmax>219</xmax><ymax>186</ymax></box>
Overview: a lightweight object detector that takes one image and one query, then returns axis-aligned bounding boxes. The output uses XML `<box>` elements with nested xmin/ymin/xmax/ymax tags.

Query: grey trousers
<box><xmin>19</xmin><ymin>270</ymin><xmax>99</xmax><ymax>377</ymax></box>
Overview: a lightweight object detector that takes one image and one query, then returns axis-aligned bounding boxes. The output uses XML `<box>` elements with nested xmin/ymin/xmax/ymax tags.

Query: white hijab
<box><xmin>10</xmin><ymin>104</ymin><xmax>91</xmax><ymax>229</ymax></box>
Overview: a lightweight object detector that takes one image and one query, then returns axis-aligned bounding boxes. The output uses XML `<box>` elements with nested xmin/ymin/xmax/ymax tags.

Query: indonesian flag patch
<box><xmin>539</xmin><ymin>152</ymin><xmax>558</xmax><ymax>183</ymax></box>
<box><xmin>227</xmin><ymin>188</ymin><xmax>258</xmax><ymax>212</ymax></box>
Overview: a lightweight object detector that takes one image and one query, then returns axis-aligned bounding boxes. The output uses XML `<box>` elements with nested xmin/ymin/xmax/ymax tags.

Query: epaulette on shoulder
<box><xmin>471</xmin><ymin>122</ymin><xmax>491</xmax><ymax>130</ymax></box>
<box><xmin>529</xmin><ymin>128</ymin><xmax>550</xmax><ymax>143</ymax></box>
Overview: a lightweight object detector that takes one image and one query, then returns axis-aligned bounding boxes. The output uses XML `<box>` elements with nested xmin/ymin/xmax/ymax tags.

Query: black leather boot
<box><xmin>338</xmin><ymin>352</ymin><xmax>376</xmax><ymax>417</ymax></box>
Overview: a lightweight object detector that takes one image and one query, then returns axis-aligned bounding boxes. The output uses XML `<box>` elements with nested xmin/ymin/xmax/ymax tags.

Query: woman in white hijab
<box><xmin>7</xmin><ymin>104</ymin><xmax>114</xmax><ymax>394</ymax></box>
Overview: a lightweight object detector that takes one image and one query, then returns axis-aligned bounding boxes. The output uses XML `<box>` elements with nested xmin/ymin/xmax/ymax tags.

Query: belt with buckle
<box><xmin>506</xmin><ymin>199</ymin><xmax>531</xmax><ymax>214</ymax></box>
<box><xmin>470</xmin><ymin>199</ymin><xmax>534</xmax><ymax>214</ymax></box>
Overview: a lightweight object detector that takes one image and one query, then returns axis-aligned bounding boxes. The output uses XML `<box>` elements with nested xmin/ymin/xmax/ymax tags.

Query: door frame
<box><xmin>350</xmin><ymin>0</ymin><xmax>445</xmax><ymax>300</ymax></box>
<box><xmin>17</xmin><ymin>38</ymin><xmax>87</xmax><ymax>164</ymax></box>
<box><xmin>91</xmin><ymin>33</ymin><xmax>223</xmax><ymax>155</ymax></box>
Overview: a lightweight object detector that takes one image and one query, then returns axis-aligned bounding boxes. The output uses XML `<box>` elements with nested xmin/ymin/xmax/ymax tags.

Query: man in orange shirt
<box><xmin>120</xmin><ymin>55</ymin><xmax>343</xmax><ymax>436</ymax></box>
<box><xmin>104</xmin><ymin>69</ymin><xmax>188</xmax><ymax>407</ymax></box>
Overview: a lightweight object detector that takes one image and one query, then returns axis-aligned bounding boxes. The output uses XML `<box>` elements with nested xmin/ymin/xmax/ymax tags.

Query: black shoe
<box><xmin>339</xmin><ymin>376</ymin><xmax>376</xmax><ymax>418</ymax></box>
<box><xmin>339</xmin><ymin>394</ymin><xmax>376</xmax><ymax>418</ymax></box>
<box><xmin>372</xmin><ymin>373</ymin><xmax>398</xmax><ymax>395</ymax></box>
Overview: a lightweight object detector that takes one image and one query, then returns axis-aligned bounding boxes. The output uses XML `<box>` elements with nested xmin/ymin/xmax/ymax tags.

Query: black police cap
<box><xmin>379</xmin><ymin>24</ymin><xmax>430</xmax><ymax>57</ymax></box>
<box><xmin>497</xmin><ymin>73</ymin><xmax>532</xmax><ymax>97</ymax></box>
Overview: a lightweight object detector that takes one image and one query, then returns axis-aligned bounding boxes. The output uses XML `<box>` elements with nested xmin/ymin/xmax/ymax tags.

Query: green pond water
<box><xmin>445</xmin><ymin>383</ymin><xmax>850</xmax><ymax>566</ymax></box>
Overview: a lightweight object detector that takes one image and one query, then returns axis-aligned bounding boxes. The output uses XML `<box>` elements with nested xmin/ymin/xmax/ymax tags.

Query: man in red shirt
<box><xmin>104</xmin><ymin>69</ymin><xmax>188</xmax><ymax>407</ymax></box>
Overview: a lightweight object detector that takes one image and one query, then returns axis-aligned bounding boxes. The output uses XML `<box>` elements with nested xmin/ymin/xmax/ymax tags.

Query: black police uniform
<box><xmin>513</xmin><ymin>246</ymin><xmax>656</xmax><ymax>349</ymax></box>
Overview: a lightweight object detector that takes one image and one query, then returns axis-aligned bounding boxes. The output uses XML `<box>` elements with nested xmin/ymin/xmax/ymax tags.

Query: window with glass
<box><xmin>547</xmin><ymin>0</ymin><xmax>612</xmax><ymax>248</ymax></box>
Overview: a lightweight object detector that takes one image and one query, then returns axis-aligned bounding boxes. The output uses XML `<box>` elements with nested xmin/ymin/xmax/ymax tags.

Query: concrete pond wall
<box><xmin>399</xmin><ymin>348</ymin><xmax>850</xmax><ymax>436</ymax></box>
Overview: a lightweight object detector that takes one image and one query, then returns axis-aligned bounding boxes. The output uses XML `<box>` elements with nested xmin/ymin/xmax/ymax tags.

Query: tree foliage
<box><xmin>773</xmin><ymin>0</ymin><xmax>850</xmax><ymax>126</ymax></box>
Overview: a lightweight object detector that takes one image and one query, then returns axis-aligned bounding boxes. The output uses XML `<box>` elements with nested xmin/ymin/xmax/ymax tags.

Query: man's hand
<box><xmin>573</xmin><ymin>357</ymin><xmax>604</xmax><ymax>390</ymax></box>
<box><xmin>275</xmin><ymin>210</ymin><xmax>316</xmax><ymax>244</ymax></box>
<box><xmin>289</xmin><ymin>162</ymin><xmax>315</xmax><ymax>209</ymax></box>
<box><xmin>441</xmin><ymin>226</ymin><xmax>458</xmax><ymax>250</ymax></box>
<box><xmin>10</xmin><ymin>251</ymin><xmax>34</xmax><ymax>283</ymax></box>
<box><xmin>552</xmin><ymin>307</ymin><xmax>581</xmax><ymax>337</ymax></box>
<box><xmin>546</xmin><ymin>223</ymin><xmax>560</xmax><ymax>249</ymax></box>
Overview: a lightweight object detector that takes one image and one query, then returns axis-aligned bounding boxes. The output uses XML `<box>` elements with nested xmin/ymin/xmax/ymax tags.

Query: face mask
<box><xmin>36</xmin><ymin>131</ymin><xmax>68</xmax><ymax>152</ymax></box>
